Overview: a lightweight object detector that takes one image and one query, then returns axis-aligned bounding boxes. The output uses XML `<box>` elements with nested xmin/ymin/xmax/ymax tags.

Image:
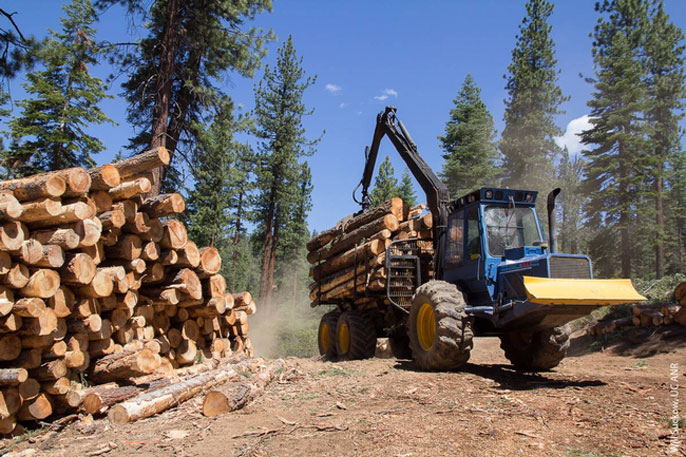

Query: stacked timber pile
<box><xmin>589</xmin><ymin>282</ymin><xmax>686</xmax><ymax>336</ymax></box>
<box><xmin>0</xmin><ymin>147</ymin><xmax>256</xmax><ymax>434</ymax></box>
<box><xmin>307</xmin><ymin>198</ymin><xmax>433</xmax><ymax>308</ymax></box>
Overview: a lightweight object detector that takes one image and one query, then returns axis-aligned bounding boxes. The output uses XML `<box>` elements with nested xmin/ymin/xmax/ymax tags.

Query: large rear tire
<box><xmin>499</xmin><ymin>324</ymin><xmax>571</xmax><ymax>371</ymax></box>
<box><xmin>408</xmin><ymin>280</ymin><xmax>473</xmax><ymax>371</ymax></box>
<box><xmin>335</xmin><ymin>311</ymin><xmax>376</xmax><ymax>360</ymax></box>
<box><xmin>317</xmin><ymin>311</ymin><xmax>340</xmax><ymax>359</ymax></box>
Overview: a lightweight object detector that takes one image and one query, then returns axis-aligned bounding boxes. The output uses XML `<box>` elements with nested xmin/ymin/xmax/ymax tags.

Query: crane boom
<box><xmin>353</xmin><ymin>106</ymin><xmax>451</xmax><ymax>277</ymax></box>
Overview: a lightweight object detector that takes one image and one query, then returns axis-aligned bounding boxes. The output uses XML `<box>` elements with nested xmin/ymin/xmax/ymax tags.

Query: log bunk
<box><xmin>307</xmin><ymin>197</ymin><xmax>434</xmax><ymax>310</ymax></box>
<box><xmin>0</xmin><ymin>148</ymin><xmax>260</xmax><ymax>435</ymax></box>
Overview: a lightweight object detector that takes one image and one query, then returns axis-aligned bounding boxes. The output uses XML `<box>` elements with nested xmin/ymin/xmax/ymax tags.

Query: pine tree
<box><xmin>439</xmin><ymin>74</ymin><xmax>499</xmax><ymax>198</ymax></box>
<box><xmin>397</xmin><ymin>169</ymin><xmax>417</xmax><ymax>206</ymax></box>
<box><xmin>500</xmin><ymin>0</ymin><xmax>567</xmax><ymax>201</ymax></box>
<box><xmin>580</xmin><ymin>0</ymin><xmax>650</xmax><ymax>278</ymax></box>
<box><xmin>6</xmin><ymin>0</ymin><xmax>112</xmax><ymax>177</ymax></box>
<box><xmin>644</xmin><ymin>0</ymin><xmax>685</xmax><ymax>278</ymax></box>
<box><xmin>97</xmin><ymin>0</ymin><xmax>273</xmax><ymax>194</ymax></box>
<box><xmin>0</xmin><ymin>8</ymin><xmax>37</xmax><ymax>121</ymax></box>
<box><xmin>369</xmin><ymin>156</ymin><xmax>399</xmax><ymax>206</ymax></box>
<box><xmin>253</xmin><ymin>36</ymin><xmax>318</xmax><ymax>309</ymax></box>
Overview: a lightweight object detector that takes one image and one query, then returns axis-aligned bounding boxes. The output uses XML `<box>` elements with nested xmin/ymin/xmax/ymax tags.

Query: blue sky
<box><xmin>7</xmin><ymin>0</ymin><xmax>686</xmax><ymax>233</ymax></box>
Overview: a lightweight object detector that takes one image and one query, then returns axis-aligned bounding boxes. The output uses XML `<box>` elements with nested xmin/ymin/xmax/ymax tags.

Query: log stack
<box><xmin>0</xmin><ymin>147</ymin><xmax>256</xmax><ymax>434</ymax></box>
<box><xmin>307</xmin><ymin>198</ymin><xmax>434</xmax><ymax>308</ymax></box>
<box><xmin>589</xmin><ymin>282</ymin><xmax>686</xmax><ymax>336</ymax></box>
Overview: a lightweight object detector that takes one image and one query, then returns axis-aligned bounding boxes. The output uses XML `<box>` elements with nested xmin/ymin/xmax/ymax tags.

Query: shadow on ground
<box><xmin>568</xmin><ymin>325</ymin><xmax>686</xmax><ymax>358</ymax></box>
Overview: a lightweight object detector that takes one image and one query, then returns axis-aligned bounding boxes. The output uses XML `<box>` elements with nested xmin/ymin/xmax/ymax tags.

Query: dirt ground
<box><xmin>4</xmin><ymin>327</ymin><xmax>685</xmax><ymax>457</ymax></box>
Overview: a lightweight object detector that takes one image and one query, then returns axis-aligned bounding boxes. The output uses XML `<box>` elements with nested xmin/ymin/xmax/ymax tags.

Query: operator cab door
<box><xmin>444</xmin><ymin>206</ymin><xmax>489</xmax><ymax>306</ymax></box>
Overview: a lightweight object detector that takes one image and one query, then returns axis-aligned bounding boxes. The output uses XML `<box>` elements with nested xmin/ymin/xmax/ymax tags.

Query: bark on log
<box><xmin>88</xmin><ymin>164</ymin><xmax>121</xmax><ymax>191</ymax></box>
<box><xmin>88</xmin><ymin>349</ymin><xmax>159</xmax><ymax>384</ymax></box>
<box><xmin>18</xmin><ymin>308</ymin><xmax>57</xmax><ymax>336</ymax></box>
<box><xmin>0</xmin><ymin>174</ymin><xmax>66</xmax><ymax>201</ymax></box>
<box><xmin>0</xmin><ymin>369</ymin><xmax>27</xmax><ymax>386</ymax></box>
<box><xmin>0</xmin><ymin>252</ymin><xmax>9</xmax><ymax>276</ymax></box>
<box><xmin>111</xmin><ymin>147</ymin><xmax>170</xmax><ymax>179</ymax></box>
<box><xmin>140</xmin><ymin>193</ymin><xmax>185</xmax><ymax>218</ymax></box>
<box><xmin>30</xmin><ymin>359</ymin><xmax>67</xmax><ymax>381</ymax></box>
<box><xmin>202</xmin><ymin>359</ymin><xmax>285</xmax><ymax>417</ymax></box>
<box><xmin>17</xmin><ymin>198</ymin><xmax>62</xmax><ymax>223</ymax></box>
<box><xmin>309</xmin><ymin>239</ymin><xmax>386</xmax><ymax>279</ymax></box>
<box><xmin>108</xmin><ymin>358</ymin><xmax>258</xmax><ymax>424</ymax></box>
<box><xmin>123</xmin><ymin>211</ymin><xmax>150</xmax><ymax>234</ymax></box>
<box><xmin>675</xmin><ymin>282</ymin><xmax>686</xmax><ymax>306</ymax></box>
<box><xmin>31</xmin><ymin>227</ymin><xmax>80</xmax><ymax>250</ymax></box>
<box><xmin>72</xmin><ymin>217</ymin><xmax>102</xmax><ymax>247</ymax></box>
<box><xmin>106</xmin><ymin>234</ymin><xmax>142</xmax><ymax>260</ymax></box>
<box><xmin>26</xmin><ymin>201</ymin><xmax>94</xmax><ymax>229</ymax></box>
<box><xmin>141</xmin><ymin>218</ymin><xmax>163</xmax><ymax>243</ymax></box>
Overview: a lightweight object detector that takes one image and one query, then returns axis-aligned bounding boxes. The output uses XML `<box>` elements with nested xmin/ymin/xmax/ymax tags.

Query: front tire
<box><xmin>318</xmin><ymin>311</ymin><xmax>340</xmax><ymax>359</ymax></box>
<box><xmin>335</xmin><ymin>311</ymin><xmax>376</xmax><ymax>360</ymax></box>
<box><xmin>408</xmin><ymin>281</ymin><xmax>473</xmax><ymax>371</ymax></box>
<box><xmin>499</xmin><ymin>324</ymin><xmax>571</xmax><ymax>371</ymax></box>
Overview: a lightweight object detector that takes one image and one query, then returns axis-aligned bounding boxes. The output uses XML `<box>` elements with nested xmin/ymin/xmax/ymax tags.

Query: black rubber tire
<box><xmin>317</xmin><ymin>311</ymin><xmax>340</xmax><ymax>359</ymax></box>
<box><xmin>499</xmin><ymin>324</ymin><xmax>571</xmax><ymax>371</ymax></box>
<box><xmin>388</xmin><ymin>329</ymin><xmax>412</xmax><ymax>359</ymax></box>
<box><xmin>335</xmin><ymin>311</ymin><xmax>377</xmax><ymax>360</ymax></box>
<box><xmin>408</xmin><ymin>280</ymin><xmax>473</xmax><ymax>371</ymax></box>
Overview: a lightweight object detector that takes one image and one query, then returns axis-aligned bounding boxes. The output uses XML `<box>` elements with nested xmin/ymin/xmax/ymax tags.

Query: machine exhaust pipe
<box><xmin>546</xmin><ymin>188</ymin><xmax>561</xmax><ymax>253</ymax></box>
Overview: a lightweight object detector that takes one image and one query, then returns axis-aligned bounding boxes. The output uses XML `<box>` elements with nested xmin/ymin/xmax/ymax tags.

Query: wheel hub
<box><xmin>417</xmin><ymin>302</ymin><xmax>436</xmax><ymax>351</ymax></box>
<box><xmin>338</xmin><ymin>322</ymin><xmax>350</xmax><ymax>354</ymax></box>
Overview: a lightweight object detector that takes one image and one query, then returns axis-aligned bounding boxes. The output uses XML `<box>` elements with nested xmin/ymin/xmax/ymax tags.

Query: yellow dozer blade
<box><xmin>522</xmin><ymin>276</ymin><xmax>646</xmax><ymax>306</ymax></box>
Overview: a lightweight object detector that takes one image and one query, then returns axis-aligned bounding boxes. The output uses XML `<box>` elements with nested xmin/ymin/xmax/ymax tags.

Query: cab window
<box><xmin>446</xmin><ymin>210</ymin><xmax>464</xmax><ymax>267</ymax></box>
<box><xmin>466</xmin><ymin>207</ymin><xmax>481</xmax><ymax>260</ymax></box>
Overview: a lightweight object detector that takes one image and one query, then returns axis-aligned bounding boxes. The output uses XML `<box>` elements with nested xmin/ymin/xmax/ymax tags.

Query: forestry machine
<box><xmin>317</xmin><ymin>106</ymin><xmax>645</xmax><ymax>371</ymax></box>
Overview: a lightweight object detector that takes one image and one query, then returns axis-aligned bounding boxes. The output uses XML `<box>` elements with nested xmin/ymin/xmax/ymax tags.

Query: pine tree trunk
<box><xmin>148</xmin><ymin>0</ymin><xmax>179</xmax><ymax>196</ymax></box>
<box><xmin>655</xmin><ymin>163</ymin><xmax>665</xmax><ymax>279</ymax></box>
<box><xmin>259</xmin><ymin>180</ymin><xmax>277</xmax><ymax>306</ymax></box>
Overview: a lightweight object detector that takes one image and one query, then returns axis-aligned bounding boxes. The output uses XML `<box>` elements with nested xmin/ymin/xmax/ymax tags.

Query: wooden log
<box><xmin>88</xmin><ymin>349</ymin><xmax>159</xmax><ymax>383</ymax></box>
<box><xmin>0</xmin><ymin>192</ymin><xmax>22</xmax><ymax>221</ymax></box>
<box><xmin>0</xmin><ymin>287</ymin><xmax>12</xmax><ymax>317</ymax></box>
<box><xmin>113</xmin><ymin>200</ymin><xmax>138</xmax><ymax>223</ymax></box>
<box><xmin>82</xmin><ymin>241</ymin><xmax>104</xmax><ymax>266</ymax></box>
<box><xmin>109</xmin><ymin>177</ymin><xmax>152</xmax><ymax>200</ymax></box>
<box><xmin>17</xmin><ymin>392</ymin><xmax>52</xmax><ymax>421</ymax></box>
<box><xmin>0</xmin><ymin>314</ymin><xmax>21</xmax><ymax>333</ymax></box>
<box><xmin>52</xmin><ymin>167</ymin><xmax>91</xmax><ymax>196</ymax></box>
<box><xmin>162</xmin><ymin>268</ymin><xmax>202</xmax><ymax>300</ymax></box>
<box><xmin>0</xmin><ymin>369</ymin><xmax>27</xmax><ymax>386</ymax></box>
<box><xmin>0</xmin><ymin>221</ymin><xmax>25</xmax><ymax>251</ymax></box>
<box><xmin>59</xmin><ymin>253</ymin><xmax>97</xmax><ymax>285</ymax></box>
<box><xmin>674</xmin><ymin>306</ymin><xmax>686</xmax><ymax>326</ymax></box>
<box><xmin>0</xmin><ymin>173</ymin><xmax>66</xmax><ymax>201</ymax></box>
<box><xmin>141</xmin><ymin>241</ymin><xmax>160</xmax><ymax>262</ymax></box>
<box><xmin>107</xmin><ymin>358</ymin><xmax>257</xmax><ymax>424</ymax></box>
<box><xmin>310</xmin><ymin>254</ymin><xmax>386</xmax><ymax>296</ymax></box>
<box><xmin>18</xmin><ymin>268</ymin><xmax>60</xmax><ymax>298</ymax></box>
<box><xmin>140</xmin><ymin>193</ymin><xmax>185</xmax><ymax>218</ymax></box>
<box><xmin>675</xmin><ymin>282</ymin><xmax>686</xmax><ymax>306</ymax></box>
<box><xmin>26</xmin><ymin>201</ymin><xmax>94</xmax><ymax>229</ymax></box>
<box><xmin>83</xmin><ymin>384</ymin><xmax>142</xmax><ymax>414</ymax></box>
<box><xmin>99</xmin><ymin>209</ymin><xmax>126</xmax><ymax>230</ymax></box>
<box><xmin>33</xmin><ymin>244</ymin><xmax>65</xmax><ymax>268</ymax></box>
<box><xmin>111</xmin><ymin>147</ymin><xmax>170</xmax><ymax>179</ymax></box>
<box><xmin>43</xmin><ymin>340</ymin><xmax>67</xmax><ymax>359</ymax></box>
<box><xmin>177</xmin><ymin>241</ymin><xmax>200</xmax><ymax>268</ymax></box>
<box><xmin>13</xmin><ymin>297</ymin><xmax>46</xmax><ymax>318</ymax></box>
<box><xmin>124</xmin><ymin>211</ymin><xmax>151</xmax><ymax>234</ymax></box>
<box><xmin>17</xmin><ymin>198</ymin><xmax>62</xmax><ymax>223</ymax></box>
<box><xmin>88</xmin><ymin>164</ymin><xmax>121</xmax><ymax>191</ymax></box>
<box><xmin>31</xmin><ymin>227</ymin><xmax>80</xmax><ymax>250</ymax></box>
<box><xmin>0</xmin><ymin>252</ymin><xmax>9</xmax><ymax>276</ymax></box>
<box><xmin>141</xmin><ymin>218</ymin><xmax>163</xmax><ymax>243</ymax></box>
<box><xmin>18</xmin><ymin>308</ymin><xmax>57</xmax><ymax>336</ymax></box>
<box><xmin>18</xmin><ymin>378</ymin><xmax>40</xmax><ymax>401</ymax></box>
<box><xmin>72</xmin><ymin>217</ymin><xmax>102</xmax><ymax>247</ymax></box>
<box><xmin>160</xmin><ymin>219</ymin><xmax>187</xmax><ymax>250</ymax></box>
<box><xmin>160</xmin><ymin>250</ymin><xmax>178</xmax><ymax>266</ymax></box>
<box><xmin>106</xmin><ymin>234</ymin><xmax>142</xmax><ymax>260</ymax></box>
<box><xmin>140</xmin><ymin>287</ymin><xmax>180</xmax><ymax>305</ymax></box>
<box><xmin>309</xmin><ymin>239</ymin><xmax>386</xmax><ymax>279</ymax></box>
<box><xmin>41</xmin><ymin>377</ymin><xmax>70</xmax><ymax>396</ymax></box>
<box><xmin>202</xmin><ymin>359</ymin><xmax>285</xmax><ymax>417</ymax></box>
<box><xmin>0</xmin><ymin>388</ymin><xmax>21</xmax><ymax>418</ymax></box>
<box><xmin>76</xmin><ymin>270</ymin><xmax>114</xmax><ymax>298</ymax></box>
<box><xmin>203</xmin><ymin>275</ymin><xmax>226</xmax><ymax>299</ymax></box>
<box><xmin>307</xmin><ymin>198</ymin><xmax>407</xmax><ymax>252</ymax></box>
<box><xmin>0</xmin><ymin>263</ymin><xmax>29</xmax><ymax>289</ymax></box>
<box><xmin>68</xmin><ymin>315</ymin><xmax>102</xmax><ymax>334</ymax></box>
<box><xmin>0</xmin><ymin>415</ymin><xmax>15</xmax><ymax>434</ymax></box>
<box><xmin>197</xmin><ymin>246</ymin><xmax>221</xmax><ymax>277</ymax></box>
<box><xmin>30</xmin><ymin>359</ymin><xmax>67</xmax><ymax>381</ymax></box>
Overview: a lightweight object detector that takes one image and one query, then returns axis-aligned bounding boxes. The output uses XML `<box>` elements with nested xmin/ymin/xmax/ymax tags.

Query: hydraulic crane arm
<box><xmin>353</xmin><ymin>106</ymin><xmax>451</xmax><ymax>277</ymax></box>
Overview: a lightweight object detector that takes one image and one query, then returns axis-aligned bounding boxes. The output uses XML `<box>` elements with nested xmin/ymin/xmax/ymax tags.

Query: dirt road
<box><xmin>7</xmin><ymin>328</ymin><xmax>686</xmax><ymax>457</ymax></box>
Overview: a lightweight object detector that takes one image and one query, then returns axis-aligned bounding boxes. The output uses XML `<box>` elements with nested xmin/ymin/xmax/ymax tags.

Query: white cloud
<box><xmin>325</xmin><ymin>83</ymin><xmax>342</xmax><ymax>94</ymax></box>
<box><xmin>374</xmin><ymin>88</ymin><xmax>398</xmax><ymax>101</ymax></box>
<box><xmin>555</xmin><ymin>114</ymin><xmax>593</xmax><ymax>155</ymax></box>
<box><xmin>339</xmin><ymin>102</ymin><xmax>348</xmax><ymax>109</ymax></box>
